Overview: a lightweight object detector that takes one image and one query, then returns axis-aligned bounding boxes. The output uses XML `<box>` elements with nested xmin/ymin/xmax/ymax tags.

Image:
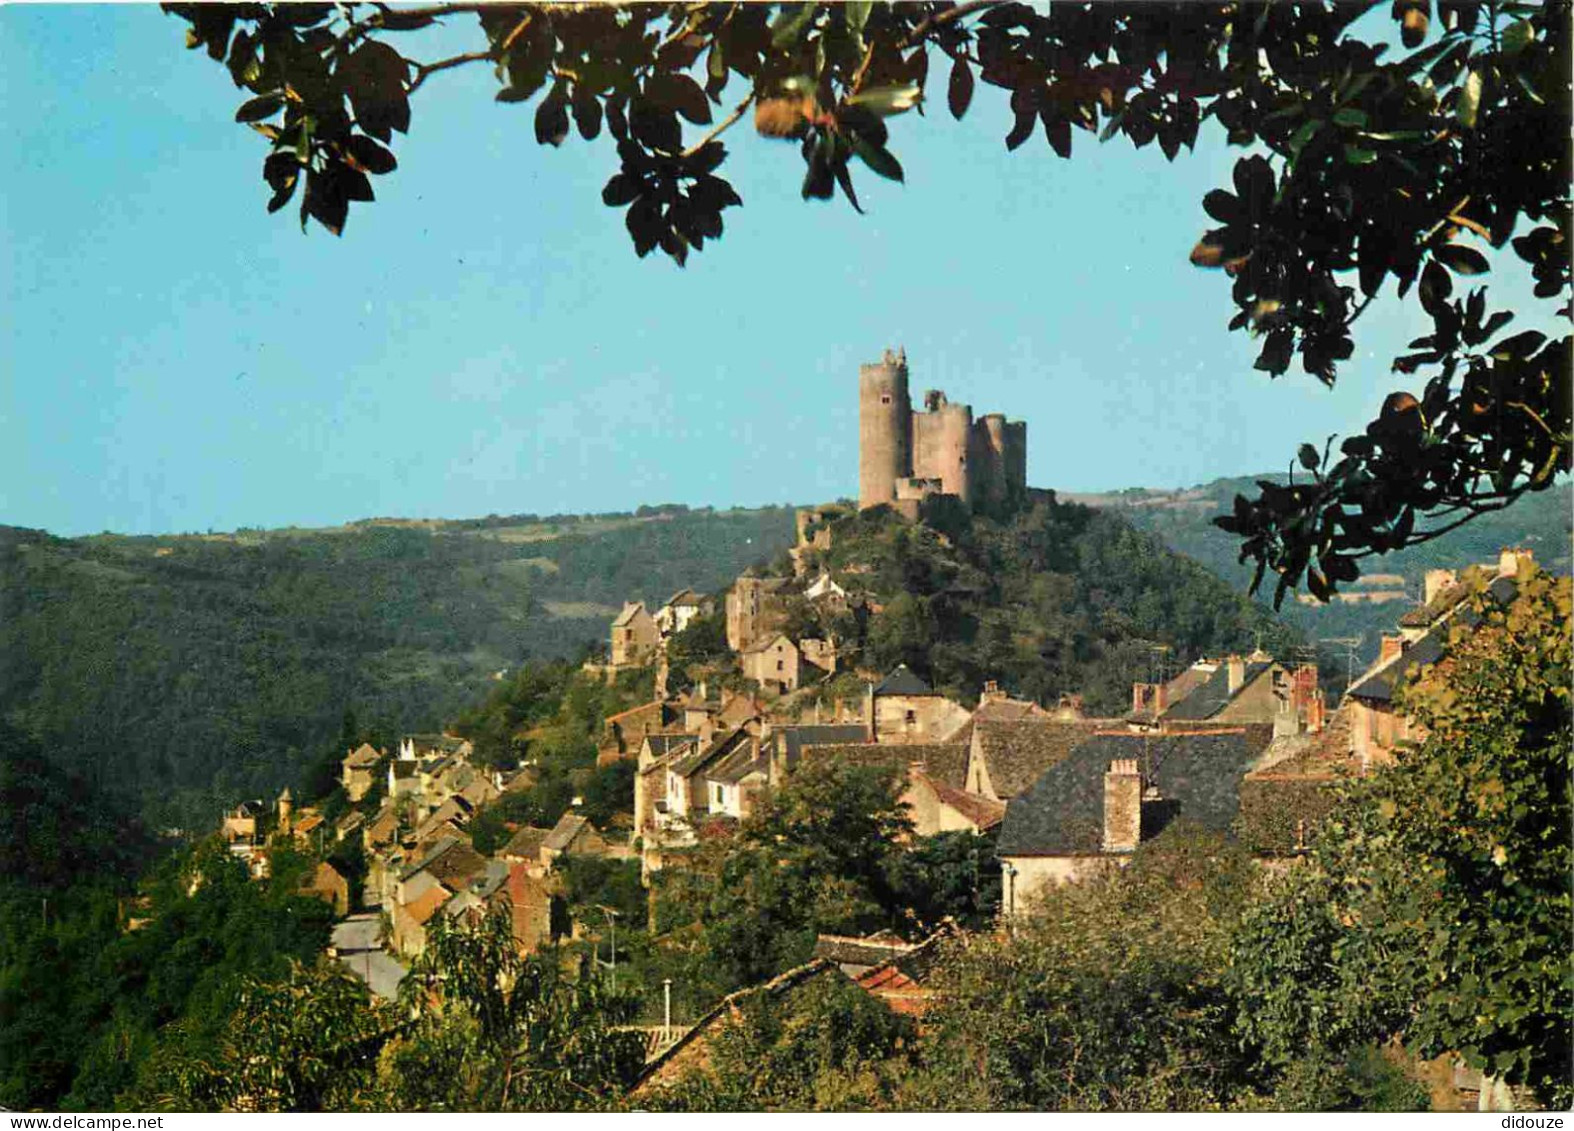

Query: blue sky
<box><xmin>0</xmin><ymin>5</ymin><xmax>1544</xmax><ymax>536</ymax></box>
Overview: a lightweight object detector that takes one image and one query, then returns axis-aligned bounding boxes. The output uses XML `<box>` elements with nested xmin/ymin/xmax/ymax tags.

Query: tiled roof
<box><xmin>998</xmin><ymin>730</ymin><xmax>1256</xmax><ymax>856</ymax></box>
<box><xmin>404</xmin><ymin>885</ymin><xmax>451</xmax><ymax>927</ymax></box>
<box><xmin>426</xmin><ymin>841</ymin><xmax>487</xmax><ymax>890</ymax></box>
<box><xmin>612</xmin><ymin>601</ymin><xmax>648</xmax><ymax>627</ymax></box>
<box><xmin>974</xmin><ymin>719</ymin><xmax>1106</xmax><ymax>798</ymax></box>
<box><xmin>920</xmin><ymin>774</ymin><xmax>1006</xmax><ymax>830</ymax></box>
<box><xmin>874</xmin><ymin>664</ymin><xmax>933</xmax><ymax>697</ymax></box>
<box><xmin>795</xmin><ymin>743</ymin><xmax>913</xmax><ymax>780</ymax></box>
<box><xmin>741</xmin><ymin>633</ymin><xmax>793</xmax><ymax>655</ymax></box>
<box><xmin>665</xmin><ymin>588</ymin><xmax>702</xmax><ymax>608</ymax></box>
<box><xmin>1161</xmin><ymin>662</ymin><xmax>1272</xmax><ymax>721</ymax></box>
<box><xmin>1398</xmin><ymin>565</ymin><xmax>1500</xmax><ymax>627</ymax></box>
<box><xmin>707</xmin><ymin>745</ymin><xmax>770</xmax><ymax>786</ymax></box>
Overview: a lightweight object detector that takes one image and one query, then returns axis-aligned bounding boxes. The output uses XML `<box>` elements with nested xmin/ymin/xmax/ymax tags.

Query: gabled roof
<box><xmin>918</xmin><ymin>774</ymin><xmax>1006</xmax><ymax>831</ymax></box>
<box><xmin>897</xmin><ymin>742</ymin><xmax>970</xmax><ymax>790</ymax></box>
<box><xmin>642</xmin><ymin>732</ymin><xmax>700</xmax><ymax>760</ymax></box>
<box><xmin>425</xmin><ymin>840</ymin><xmax>488</xmax><ymax>890</ymax></box>
<box><xmin>1161</xmin><ymin>662</ymin><xmax>1272</xmax><ymax>721</ymax></box>
<box><xmin>344</xmin><ymin>742</ymin><xmax>382</xmax><ymax>769</ymax></box>
<box><xmin>404</xmin><ymin>885</ymin><xmax>452</xmax><ymax>928</ymax></box>
<box><xmin>998</xmin><ymin>731</ymin><xmax>1255</xmax><ymax>856</ymax></box>
<box><xmin>293</xmin><ymin>812</ymin><xmax>326</xmax><ymax>837</ymax></box>
<box><xmin>670</xmin><ymin>726</ymin><xmax>750</xmax><ymax>780</ymax></box>
<box><xmin>1350</xmin><ymin>575</ymin><xmax>1516</xmax><ymax>704</ymax></box>
<box><xmin>665</xmin><ymin>588</ymin><xmax>702</xmax><ymax>608</ymax></box>
<box><xmin>974</xmin><ymin>718</ymin><xmax>1106</xmax><ymax>798</ymax></box>
<box><xmin>336</xmin><ymin>810</ymin><xmax>367</xmax><ymax>835</ymax></box>
<box><xmin>813</xmin><ymin>933</ymin><xmax>916</xmax><ymax>970</ymax></box>
<box><xmin>501</xmin><ymin>825</ymin><xmax>552</xmax><ymax>861</ymax></box>
<box><xmin>612</xmin><ymin>601</ymin><xmax>650</xmax><ymax>627</ymax></box>
<box><xmin>542</xmin><ymin>812</ymin><xmax>594</xmax><ymax>854</ymax></box>
<box><xmin>741</xmin><ymin>632</ymin><xmax>795</xmax><ymax>655</ymax></box>
<box><xmin>874</xmin><ymin>664</ymin><xmax>933</xmax><ymax>697</ymax></box>
<box><xmin>707</xmin><ymin>743</ymin><xmax>770</xmax><ymax>786</ymax></box>
<box><xmin>771</xmin><ymin>724</ymin><xmax>872</xmax><ymax>773</ymax></box>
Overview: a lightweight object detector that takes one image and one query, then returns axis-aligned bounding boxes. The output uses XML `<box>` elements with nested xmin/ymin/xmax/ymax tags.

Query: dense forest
<box><xmin>0</xmin><ymin>506</ymin><xmax>794</xmax><ymax>828</ymax></box>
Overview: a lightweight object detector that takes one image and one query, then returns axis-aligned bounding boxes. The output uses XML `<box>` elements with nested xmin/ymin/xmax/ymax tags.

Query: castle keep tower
<box><xmin>856</xmin><ymin>347</ymin><xmax>1027</xmax><ymax>516</ymax></box>
<box><xmin>858</xmin><ymin>348</ymin><xmax>912</xmax><ymax>510</ymax></box>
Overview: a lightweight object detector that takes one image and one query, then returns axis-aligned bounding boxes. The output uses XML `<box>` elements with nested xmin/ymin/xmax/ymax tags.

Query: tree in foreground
<box><xmin>162</xmin><ymin>1</ymin><xmax>1569</xmax><ymax>595</ymax></box>
<box><xmin>1231</xmin><ymin>565</ymin><xmax>1573</xmax><ymax>1108</ymax></box>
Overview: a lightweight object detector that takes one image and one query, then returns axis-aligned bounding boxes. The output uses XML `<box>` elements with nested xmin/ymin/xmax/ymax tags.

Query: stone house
<box><xmin>634</xmin><ymin>733</ymin><xmax>702</xmax><ymax>839</ymax></box>
<box><xmin>799</xmin><ymin>637</ymin><xmax>837</xmax><ymax>675</ymax></box>
<box><xmin>341</xmin><ymin>743</ymin><xmax>382</xmax><ymax>802</ymax></box>
<box><xmin>610</xmin><ymin>602</ymin><xmax>659</xmax><ymax>667</ymax></box>
<box><xmin>962</xmin><ymin>717</ymin><xmax>1107</xmax><ymax>801</ymax></box>
<box><xmin>725</xmin><ymin>575</ymin><xmax>790</xmax><ymax>653</ymax></box>
<box><xmin>662</xmin><ymin>726</ymin><xmax>756</xmax><ymax>827</ymax></box>
<box><xmin>653</xmin><ymin>588</ymin><xmax>709</xmax><ymax>640</ymax></box>
<box><xmin>740</xmin><ymin>633</ymin><xmax>801</xmax><ymax>693</ymax></box>
<box><xmin>220</xmin><ymin>800</ymin><xmax>260</xmax><ymax>844</ymax></box>
<box><xmin>870</xmin><ymin>665</ymin><xmax>971</xmax><ymax>744</ymax></box>
<box><xmin>392</xmin><ymin>884</ymin><xmax>450</xmax><ymax>958</ymax></box>
<box><xmin>489</xmin><ymin>862</ymin><xmax>559</xmax><ymax>955</ymax></box>
<box><xmin>600</xmin><ymin>699</ymin><xmax>681</xmax><ymax>762</ymax></box>
<box><xmin>299</xmin><ymin>860</ymin><xmax>350</xmax><ymax>917</ymax></box>
<box><xmin>701</xmin><ymin>742</ymin><xmax>772</xmax><ymax>820</ymax></box>
<box><xmin>1346</xmin><ymin>560</ymin><xmax>1522</xmax><ymax>769</ymax></box>
<box><xmin>1133</xmin><ymin>655</ymin><xmax>1324</xmax><ymax>734</ymax></box>
<box><xmin>539</xmin><ymin>811</ymin><xmax>609</xmax><ymax>866</ymax></box>
<box><xmin>904</xmin><ymin>770</ymin><xmax>1005</xmax><ymax>837</ymax></box>
<box><xmin>995</xmin><ymin>730</ymin><xmax>1257</xmax><ymax>917</ymax></box>
<box><xmin>499</xmin><ymin>825</ymin><xmax>552</xmax><ymax>871</ymax></box>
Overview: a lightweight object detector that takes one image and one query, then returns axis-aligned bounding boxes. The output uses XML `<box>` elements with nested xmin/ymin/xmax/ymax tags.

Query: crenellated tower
<box><xmin>858</xmin><ymin>348</ymin><xmax>911</xmax><ymax>509</ymax></box>
<box><xmin>856</xmin><ymin>347</ymin><xmax>1027</xmax><ymax>517</ymax></box>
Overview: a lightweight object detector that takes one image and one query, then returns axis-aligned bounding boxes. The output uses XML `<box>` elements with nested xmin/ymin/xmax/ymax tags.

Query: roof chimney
<box><xmin>1102</xmin><ymin>759</ymin><xmax>1142</xmax><ymax>853</ymax></box>
<box><xmin>1498</xmin><ymin>548</ymin><xmax>1532</xmax><ymax>579</ymax></box>
<box><xmin>1226</xmin><ymin>656</ymin><xmax>1247</xmax><ymax>695</ymax></box>
<box><xmin>1380</xmin><ymin>634</ymin><xmax>1405</xmax><ymax>665</ymax></box>
<box><xmin>1423</xmin><ymin>568</ymin><xmax>1457</xmax><ymax>606</ymax></box>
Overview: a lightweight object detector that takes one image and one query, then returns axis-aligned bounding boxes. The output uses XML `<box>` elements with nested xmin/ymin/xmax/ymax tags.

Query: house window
<box><xmin>715</xmin><ymin>784</ymin><xmax>724</xmax><ymax>806</ymax></box>
<box><xmin>905</xmin><ymin>709</ymin><xmax>917</xmax><ymax>726</ymax></box>
<box><xmin>881</xmin><ymin>394</ymin><xmax>891</xmax><ymax>405</ymax></box>
<box><xmin>776</xmin><ymin>660</ymin><xmax>784</xmax><ymax>672</ymax></box>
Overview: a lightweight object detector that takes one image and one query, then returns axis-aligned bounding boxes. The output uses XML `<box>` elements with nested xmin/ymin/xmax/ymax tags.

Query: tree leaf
<box><xmin>770</xmin><ymin>3</ymin><xmax>816</xmax><ymax>49</ymax></box>
<box><xmin>1435</xmin><ymin>243</ymin><xmax>1490</xmax><ymax>275</ymax></box>
<box><xmin>1457</xmin><ymin>68</ymin><xmax>1482</xmax><ymax>130</ymax></box>
<box><xmin>948</xmin><ymin>57</ymin><xmax>974</xmax><ymax>121</ymax></box>
<box><xmin>235</xmin><ymin>93</ymin><xmax>283</xmax><ymax>123</ymax></box>
<box><xmin>845</xmin><ymin>84</ymin><xmax>922</xmax><ymax>117</ymax></box>
<box><xmin>344</xmin><ymin>135</ymin><xmax>397</xmax><ymax>175</ymax></box>
<box><xmin>849</xmin><ymin>133</ymin><xmax>904</xmax><ymax>182</ymax></box>
<box><xmin>1500</xmin><ymin>20</ymin><xmax>1534</xmax><ymax>55</ymax></box>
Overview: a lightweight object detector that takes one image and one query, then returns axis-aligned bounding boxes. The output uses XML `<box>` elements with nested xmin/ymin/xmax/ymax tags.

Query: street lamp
<box><xmin>1002</xmin><ymin>862</ymin><xmax>1018</xmax><ymax>931</ymax></box>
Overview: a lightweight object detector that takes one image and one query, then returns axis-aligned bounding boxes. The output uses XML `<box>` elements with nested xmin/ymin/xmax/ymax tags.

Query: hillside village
<box><xmin>184</xmin><ymin>353</ymin><xmax>1553</xmax><ymax>1109</ymax></box>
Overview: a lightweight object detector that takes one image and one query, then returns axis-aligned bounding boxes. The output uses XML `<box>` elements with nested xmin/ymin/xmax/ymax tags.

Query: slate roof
<box><xmin>1161</xmin><ymin>662</ymin><xmax>1272</xmax><ymax>721</ymax></box>
<box><xmin>795</xmin><ymin>743</ymin><xmax>914</xmax><ymax>780</ymax></box>
<box><xmin>669</xmin><ymin>727</ymin><xmax>749</xmax><ymax>780</ymax></box>
<box><xmin>426</xmin><ymin>840</ymin><xmax>488</xmax><ymax>890</ymax></box>
<box><xmin>542</xmin><ymin>812</ymin><xmax>599</xmax><ymax>854</ymax></box>
<box><xmin>612</xmin><ymin>602</ymin><xmax>648</xmax><ymax>627</ymax></box>
<box><xmin>501</xmin><ymin>825</ymin><xmax>551</xmax><ymax>861</ymax></box>
<box><xmin>707</xmin><ymin>743</ymin><xmax>771</xmax><ymax>786</ymax></box>
<box><xmin>344</xmin><ymin>742</ymin><xmax>382</xmax><ymax>769</ymax></box>
<box><xmin>974</xmin><ymin>719</ymin><xmax>1106</xmax><ymax>798</ymax></box>
<box><xmin>643</xmin><ymin>733</ymin><xmax>700</xmax><ymax>759</ymax></box>
<box><xmin>874</xmin><ymin>664</ymin><xmax>933</xmax><ymax>697</ymax></box>
<box><xmin>813</xmin><ymin>933</ymin><xmax>916</xmax><ymax>970</ymax></box>
<box><xmin>1397</xmin><ymin>566</ymin><xmax>1501</xmax><ymax>627</ymax></box>
<box><xmin>997</xmin><ymin>730</ymin><xmax>1256</xmax><ymax>856</ymax></box>
<box><xmin>666</xmin><ymin>588</ymin><xmax>703</xmax><ymax>608</ymax></box>
<box><xmin>741</xmin><ymin>632</ymin><xmax>794</xmax><ymax>655</ymax></box>
<box><xmin>1349</xmin><ymin>576</ymin><xmax>1516</xmax><ymax>703</ymax></box>
<box><xmin>336</xmin><ymin>810</ymin><xmax>366</xmax><ymax>836</ymax></box>
<box><xmin>898</xmin><ymin>743</ymin><xmax>970</xmax><ymax>790</ymax></box>
<box><xmin>771</xmin><ymin>724</ymin><xmax>872</xmax><ymax>772</ymax></box>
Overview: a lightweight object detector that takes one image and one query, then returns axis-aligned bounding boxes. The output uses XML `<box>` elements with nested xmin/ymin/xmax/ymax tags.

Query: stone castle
<box><xmin>857</xmin><ymin>347</ymin><xmax>1027</xmax><ymax>518</ymax></box>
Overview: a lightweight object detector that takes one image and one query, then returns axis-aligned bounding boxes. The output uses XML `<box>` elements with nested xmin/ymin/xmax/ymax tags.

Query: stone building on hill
<box><xmin>858</xmin><ymin>347</ymin><xmax>1027</xmax><ymax>518</ymax></box>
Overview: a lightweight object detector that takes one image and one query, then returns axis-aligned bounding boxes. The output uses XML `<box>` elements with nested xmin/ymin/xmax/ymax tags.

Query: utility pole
<box><xmin>662</xmin><ymin>978</ymin><xmax>672</xmax><ymax>1036</ymax></box>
